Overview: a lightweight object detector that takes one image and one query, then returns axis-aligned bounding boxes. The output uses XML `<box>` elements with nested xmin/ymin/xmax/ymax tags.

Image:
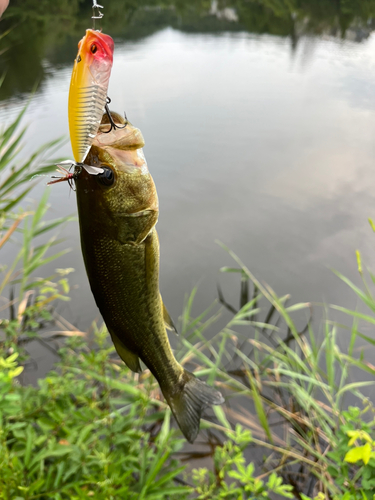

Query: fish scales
<box><xmin>83</xmin><ymin>229</ymin><xmax>180</xmax><ymax>382</ymax></box>
<box><xmin>77</xmin><ymin>158</ymin><xmax>179</xmax><ymax>380</ymax></box>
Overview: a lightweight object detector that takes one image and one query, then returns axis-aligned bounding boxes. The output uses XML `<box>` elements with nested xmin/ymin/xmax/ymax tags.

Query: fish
<box><xmin>74</xmin><ymin>111</ymin><xmax>224</xmax><ymax>443</ymax></box>
<box><xmin>68</xmin><ymin>29</ymin><xmax>114</xmax><ymax>164</ymax></box>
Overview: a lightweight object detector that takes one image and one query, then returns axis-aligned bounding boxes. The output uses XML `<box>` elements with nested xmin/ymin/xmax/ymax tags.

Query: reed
<box><xmin>175</xmin><ymin>242</ymin><xmax>375</xmax><ymax>498</ymax></box>
<box><xmin>0</xmin><ymin>101</ymin><xmax>74</xmax><ymax>359</ymax></box>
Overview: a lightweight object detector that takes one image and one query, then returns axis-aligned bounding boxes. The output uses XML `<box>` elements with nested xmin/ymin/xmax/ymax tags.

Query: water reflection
<box><xmin>1</xmin><ymin>2</ymin><xmax>375</xmax><ymax>369</ymax></box>
<box><xmin>1</xmin><ymin>0</ymin><xmax>375</xmax><ymax>101</ymax></box>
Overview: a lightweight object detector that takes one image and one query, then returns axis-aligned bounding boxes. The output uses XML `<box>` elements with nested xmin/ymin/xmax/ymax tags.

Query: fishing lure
<box><xmin>68</xmin><ymin>29</ymin><xmax>114</xmax><ymax>164</ymax></box>
<box><xmin>47</xmin><ymin>1</ymin><xmax>124</xmax><ymax>187</ymax></box>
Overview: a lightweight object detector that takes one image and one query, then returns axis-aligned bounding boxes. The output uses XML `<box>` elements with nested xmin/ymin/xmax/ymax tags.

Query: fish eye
<box><xmin>97</xmin><ymin>166</ymin><xmax>114</xmax><ymax>187</ymax></box>
<box><xmin>90</xmin><ymin>43</ymin><xmax>98</xmax><ymax>54</ymax></box>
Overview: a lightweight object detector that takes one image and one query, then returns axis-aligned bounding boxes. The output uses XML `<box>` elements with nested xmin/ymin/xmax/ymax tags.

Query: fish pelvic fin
<box><xmin>163</xmin><ymin>370</ymin><xmax>224</xmax><ymax>443</ymax></box>
<box><xmin>110</xmin><ymin>331</ymin><xmax>142</xmax><ymax>373</ymax></box>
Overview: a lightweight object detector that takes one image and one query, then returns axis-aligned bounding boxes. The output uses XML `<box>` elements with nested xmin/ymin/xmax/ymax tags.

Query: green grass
<box><xmin>174</xmin><ymin>241</ymin><xmax>375</xmax><ymax>498</ymax></box>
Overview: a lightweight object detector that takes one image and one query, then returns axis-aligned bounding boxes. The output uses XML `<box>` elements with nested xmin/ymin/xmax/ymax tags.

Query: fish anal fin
<box><xmin>162</xmin><ymin>370</ymin><xmax>224</xmax><ymax>443</ymax></box>
<box><xmin>160</xmin><ymin>295</ymin><xmax>178</xmax><ymax>334</ymax></box>
<box><xmin>110</xmin><ymin>331</ymin><xmax>142</xmax><ymax>373</ymax></box>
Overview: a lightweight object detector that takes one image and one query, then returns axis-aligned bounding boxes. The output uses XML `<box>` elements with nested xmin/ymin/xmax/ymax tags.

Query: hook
<box><xmin>47</xmin><ymin>161</ymin><xmax>105</xmax><ymax>189</ymax></box>
<box><xmin>92</xmin><ymin>0</ymin><xmax>104</xmax><ymax>30</ymax></box>
<box><xmin>103</xmin><ymin>96</ymin><xmax>128</xmax><ymax>133</ymax></box>
<box><xmin>47</xmin><ymin>163</ymin><xmax>76</xmax><ymax>190</ymax></box>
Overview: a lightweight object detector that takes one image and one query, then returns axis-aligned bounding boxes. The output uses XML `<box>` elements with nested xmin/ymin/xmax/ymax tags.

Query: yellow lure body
<box><xmin>68</xmin><ymin>29</ymin><xmax>114</xmax><ymax>163</ymax></box>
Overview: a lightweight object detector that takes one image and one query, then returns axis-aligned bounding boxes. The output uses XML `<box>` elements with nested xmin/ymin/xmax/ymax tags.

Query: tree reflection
<box><xmin>1</xmin><ymin>0</ymin><xmax>375</xmax><ymax>101</ymax></box>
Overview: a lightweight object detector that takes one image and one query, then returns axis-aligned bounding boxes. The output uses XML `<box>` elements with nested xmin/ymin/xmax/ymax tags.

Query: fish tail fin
<box><xmin>163</xmin><ymin>370</ymin><xmax>224</xmax><ymax>443</ymax></box>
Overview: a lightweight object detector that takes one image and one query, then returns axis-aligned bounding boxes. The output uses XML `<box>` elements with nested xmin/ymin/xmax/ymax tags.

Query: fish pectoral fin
<box><xmin>116</xmin><ymin>210</ymin><xmax>158</xmax><ymax>245</ymax></box>
<box><xmin>160</xmin><ymin>295</ymin><xmax>178</xmax><ymax>334</ymax></box>
<box><xmin>110</xmin><ymin>331</ymin><xmax>142</xmax><ymax>373</ymax></box>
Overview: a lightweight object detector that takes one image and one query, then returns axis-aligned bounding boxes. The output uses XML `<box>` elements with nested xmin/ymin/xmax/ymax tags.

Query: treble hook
<box><xmin>47</xmin><ymin>163</ymin><xmax>76</xmax><ymax>190</ymax></box>
<box><xmin>47</xmin><ymin>161</ymin><xmax>105</xmax><ymax>189</ymax></box>
<box><xmin>92</xmin><ymin>0</ymin><xmax>104</xmax><ymax>30</ymax></box>
<box><xmin>103</xmin><ymin>96</ymin><xmax>128</xmax><ymax>133</ymax></box>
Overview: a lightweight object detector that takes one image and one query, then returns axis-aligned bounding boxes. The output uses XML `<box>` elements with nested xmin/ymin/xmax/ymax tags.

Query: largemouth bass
<box><xmin>68</xmin><ymin>29</ymin><xmax>114</xmax><ymax>164</ymax></box>
<box><xmin>74</xmin><ymin>112</ymin><xmax>224</xmax><ymax>443</ymax></box>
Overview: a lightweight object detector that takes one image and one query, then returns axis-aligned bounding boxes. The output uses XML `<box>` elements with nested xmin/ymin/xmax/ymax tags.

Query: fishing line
<box><xmin>92</xmin><ymin>0</ymin><xmax>104</xmax><ymax>30</ymax></box>
<box><xmin>90</xmin><ymin>1</ymin><xmax>129</xmax><ymax>133</ymax></box>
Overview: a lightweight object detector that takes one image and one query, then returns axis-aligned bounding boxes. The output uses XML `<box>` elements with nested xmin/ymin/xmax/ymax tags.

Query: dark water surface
<box><xmin>2</xmin><ymin>1</ymin><xmax>375</xmax><ymax>378</ymax></box>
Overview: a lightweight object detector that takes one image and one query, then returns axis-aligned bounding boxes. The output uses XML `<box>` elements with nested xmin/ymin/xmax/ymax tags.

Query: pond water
<box><xmin>2</xmin><ymin>1</ymin><xmax>375</xmax><ymax>379</ymax></box>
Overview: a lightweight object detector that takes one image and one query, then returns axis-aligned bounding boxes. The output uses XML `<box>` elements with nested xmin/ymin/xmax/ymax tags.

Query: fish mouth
<box><xmin>92</xmin><ymin>146</ymin><xmax>149</xmax><ymax>175</ymax></box>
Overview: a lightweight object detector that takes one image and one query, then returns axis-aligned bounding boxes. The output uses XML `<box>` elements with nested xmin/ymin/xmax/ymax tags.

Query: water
<box><xmin>2</xmin><ymin>2</ymin><xmax>375</xmax><ymax>379</ymax></box>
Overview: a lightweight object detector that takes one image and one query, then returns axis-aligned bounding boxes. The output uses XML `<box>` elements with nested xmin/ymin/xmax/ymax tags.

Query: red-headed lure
<box><xmin>68</xmin><ymin>29</ymin><xmax>114</xmax><ymax>164</ymax></box>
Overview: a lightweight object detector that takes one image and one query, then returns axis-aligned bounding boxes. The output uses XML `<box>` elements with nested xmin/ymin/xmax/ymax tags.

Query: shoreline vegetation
<box><xmin>1</xmin><ymin>97</ymin><xmax>375</xmax><ymax>500</ymax></box>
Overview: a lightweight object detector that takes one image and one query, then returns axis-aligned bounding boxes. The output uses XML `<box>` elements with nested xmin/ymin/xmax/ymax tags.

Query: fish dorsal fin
<box><xmin>161</xmin><ymin>296</ymin><xmax>178</xmax><ymax>335</ymax></box>
<box><xmin>109</xmin><ymin>330</ymin><xmax>142</xmax><ymax>373</ymax></box>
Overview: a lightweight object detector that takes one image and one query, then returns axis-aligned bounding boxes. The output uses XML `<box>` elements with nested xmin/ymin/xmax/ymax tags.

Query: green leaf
<box><xmin>24</xmin><ymin>425</ymin><xmax>34</xmax><ymax>467</ymax></box>
<box><xmin>157</xmin><ymin>407</ymin><xmax>171</xmax><ymax>447</ymax></box>
<box><xmin>213</xmin><ymin>405</ymin><xmax>231</xmax><ymax>430</ymax></box>
<box><xmin>345</xmin><ymin>444</ymin><xmax>370</xmax><ymax>464</ymax></box>
<box><xmin>247</xmin><ymin>369</ymin><xmax>273</xmax><ymax>443</ymax></box>
<box><xmin>363</xmin><ymin>443</ymin><xmax>372</xmax><ymax>465</ymax></box>
<box><xmin>0</xmin><ymin>103</ymin><xmax>28</xmax><ymax>153</ymax></box>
